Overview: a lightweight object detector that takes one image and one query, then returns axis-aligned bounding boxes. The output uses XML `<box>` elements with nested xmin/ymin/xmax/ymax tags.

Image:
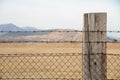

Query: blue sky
<box><xmin>0</xmin><ymin>0</ymin><xmax>120</xmax><ymax>30</ymax></box>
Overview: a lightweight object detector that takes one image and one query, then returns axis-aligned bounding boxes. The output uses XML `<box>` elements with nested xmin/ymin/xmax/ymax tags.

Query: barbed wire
<box><xmin>0</xmin><ymin>53</ymin><xmax>120</xmax><ymax>57</ymax></box>
<box><xmin>1</xmin><ymin>78</ymin><xmax>119</xmax><ymax>80</ymax></box>
<box><xmin>0</xmin><ymin>41</ymin><xmax>119</xmax><ymax>43</ymax></box>
<box><xmin>0</xmin><ymin>53</ymin><xmax>82</xmax><ymax>57</ymax></box>
<box><xmin>0</xmin><ymin>41</ymin><xmax>79</xmax><ymax>43</ymax></box>
<box><xmin>0</xmin><ymin>78</ymin><xmax>81</xmax><ymax>80</ymax></box>
<box><xmin>0</xmin><ymin>30</ymin><xmax>120</xmax><ymax>33</ymax></box>
<box><xmin>0</xmin><ymin>30</ymin><xmax>80</xmax><ymax>33</ymax></box>
<box><xmin>0</xmin><ymin>30</ymin><xmax>119</xmax><ymax>43</ymax></box>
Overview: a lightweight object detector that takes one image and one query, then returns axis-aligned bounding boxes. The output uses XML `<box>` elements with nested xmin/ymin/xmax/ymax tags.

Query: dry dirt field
<box><xmin>0</xmin><ymin>43</ymin><xmax>82</xmax><ymax>54</ymax></box>
<box><xmin>0</xmin><ymin>43</ymin><xmax>119</xmax><ymax>54</ymax></box>
<box><xmin>0</xmin><ymin>43</ymin><xmax>120</xmax><ymax>79</ymax></box>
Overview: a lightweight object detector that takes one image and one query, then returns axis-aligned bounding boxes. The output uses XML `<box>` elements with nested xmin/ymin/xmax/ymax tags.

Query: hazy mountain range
<box><xmin>0</xmin><ymin>23</ymin><xmax>119</xmax><ymax>42</ymax></box>
<box><xmin>0</xmin><ymin>23</ymin><xmax>39</xmax><ymax>31</ymax></box>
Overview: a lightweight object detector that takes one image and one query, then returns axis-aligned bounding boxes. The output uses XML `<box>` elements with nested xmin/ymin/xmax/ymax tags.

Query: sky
<box><xmin>0</xmin><ymin>0</ymin><xmax>120</xmax><ymax>30</ymax></box>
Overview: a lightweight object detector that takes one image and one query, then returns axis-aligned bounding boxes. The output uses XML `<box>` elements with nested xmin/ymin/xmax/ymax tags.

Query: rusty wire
<box><xmin>0</xmin><ymin>41</ymin><xmax>119</xmax><ymax>43</ymax></box>
<box><xmin>0</xmin><ymin>30</ymin><xmax>119</xmax><ymax>43</ymax></box>
<box><xmin>0</xmin><ymin>30</ymin><xmax>120</xmax><ymax>33</ymax></box>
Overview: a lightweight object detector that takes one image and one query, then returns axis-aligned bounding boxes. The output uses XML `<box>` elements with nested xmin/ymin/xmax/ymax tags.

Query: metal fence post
<box><xmin>83</xmin><ymin>13</ymin><xmax>107</xmax><ymax>80</ymax></box>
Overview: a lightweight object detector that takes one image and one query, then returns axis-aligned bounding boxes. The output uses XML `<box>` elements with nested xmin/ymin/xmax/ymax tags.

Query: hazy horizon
<box><xmin>0</xmin><ymin>0</ymin><xmax>120</xmax><ymax>30</ymax></box>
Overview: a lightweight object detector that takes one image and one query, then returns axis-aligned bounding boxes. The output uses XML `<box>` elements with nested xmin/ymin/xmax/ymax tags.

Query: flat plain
<box><xmin>0</xmin><ymin>43</ymin><xmax>119</xmax><ymax>54</ymax></box>
<box><xmin>0</xmin><ymin>43</ymin><xmax>120</xmax><ymax>79</ymax></box>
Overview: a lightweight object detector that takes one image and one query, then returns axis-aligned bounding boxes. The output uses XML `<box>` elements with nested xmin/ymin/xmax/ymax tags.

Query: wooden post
<box><xmin>83</xmin><ymin>13</ymin><xmax>107</xmax><ymax>80</ymax></box>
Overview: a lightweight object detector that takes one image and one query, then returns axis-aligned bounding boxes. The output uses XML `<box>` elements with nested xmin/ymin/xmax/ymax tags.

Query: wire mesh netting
<box><xmin>0</xmin><ymin>53</ymin><xmax>120</xmax><ymax>80</ymax></box>
<box><xmin>107</xmin><ymin>54</ymin><xmax>120</xmax><ymax>79</ymax></box>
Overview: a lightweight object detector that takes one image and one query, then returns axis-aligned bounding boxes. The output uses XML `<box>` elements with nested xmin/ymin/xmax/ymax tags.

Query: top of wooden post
<box><xmin>84</xmin><ymin>12</ymin><xmax>107</xmax><ymax>15</ymax></box>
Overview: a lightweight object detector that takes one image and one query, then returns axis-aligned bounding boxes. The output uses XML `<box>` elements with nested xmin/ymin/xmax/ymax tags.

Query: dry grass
<box><xmin>0</xmin><ymin>43</ymin><xmax>82</xmax><ymax>54</ymax></box>
<box><xmin>0</xmin><ymin>43</ymin><xmax>119</xmax><ymax>54</ymax></box>
<box><xmin>0</xmin><ymin>43</ymin><xmax>120</xmax><ymax>79</ymax></box>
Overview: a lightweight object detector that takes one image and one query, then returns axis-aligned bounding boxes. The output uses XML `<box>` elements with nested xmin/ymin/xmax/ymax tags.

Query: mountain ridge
<box><xmin>0</xmin><ymin>23</ymin><xmax>40</xmax><ymax>31</ymax></box>
<box><xmin>0</xmin><ymin>23</ymin><xmax>23</xmax><ymax>31</ymax></box>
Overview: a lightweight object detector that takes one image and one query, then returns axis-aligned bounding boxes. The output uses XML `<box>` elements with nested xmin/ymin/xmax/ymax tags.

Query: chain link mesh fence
<box><xmin>0</xmin><ymin>53</ymin><xmax>82</xmax><ymax>80</ymax></box>
<box><xmin>107</xmin><ymin>54</ymin><xmax>120</xmax><ymax>80</ymax></box>
<box><xmin>0</xmin><ymin>53</ymin><xmax>120</xmax><ymax>80</ymax></box>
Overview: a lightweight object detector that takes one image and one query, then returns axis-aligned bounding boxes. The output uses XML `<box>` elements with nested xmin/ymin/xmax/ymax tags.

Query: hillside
<box><xmin>0</xmin><ymin>23</ymin><xmax>23</xmax><ymax>31</ymax></box>
<box><xmin>0</xmin><ymin>29</ymin><xmax>82</xmax><ymax>42</ymax></box>
<box><xmin>0</xmin><ymin>23</ymin><xmax>119</xmax><ymax>42</ymax></box>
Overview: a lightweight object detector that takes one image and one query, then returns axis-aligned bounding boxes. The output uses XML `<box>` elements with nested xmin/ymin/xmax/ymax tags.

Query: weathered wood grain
<box><xmin>83</xmin><ymin>13</ymin><xmax>107</xmax><ymax>80</ymax></box>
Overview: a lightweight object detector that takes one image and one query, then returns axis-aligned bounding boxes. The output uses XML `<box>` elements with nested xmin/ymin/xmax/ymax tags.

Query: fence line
<box><xmin>0</xmin><ymin>53</ymin><xmax>120</xmax><ymax>80</ymax></box>
<box><xmin>0</xmin><ymin>41</ymin><xmax>120</xmax><ymax>43</ymax></box>
<box><xmin>0</xmin><ymin>30</ymin><xmax>119</xmax><ymax>43</ymax></box>
<box><xmin>0</xmin><ymin>52</ymin><xmax>82</xmax><ymax>79</ymax></box>
<box><xmin>0</xmin><ymin>53</ymin><xmax>120</xmax><ymax>56</ymax></box>
<box><xmin>0</xmin><ymin>30</ymin><xmax>120</xmax><ymax>32</ymax></box>
<box><xmin>0</xmin><ymin>53</ymin><xmax>82</xmax><ymax>57</ymax></box>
